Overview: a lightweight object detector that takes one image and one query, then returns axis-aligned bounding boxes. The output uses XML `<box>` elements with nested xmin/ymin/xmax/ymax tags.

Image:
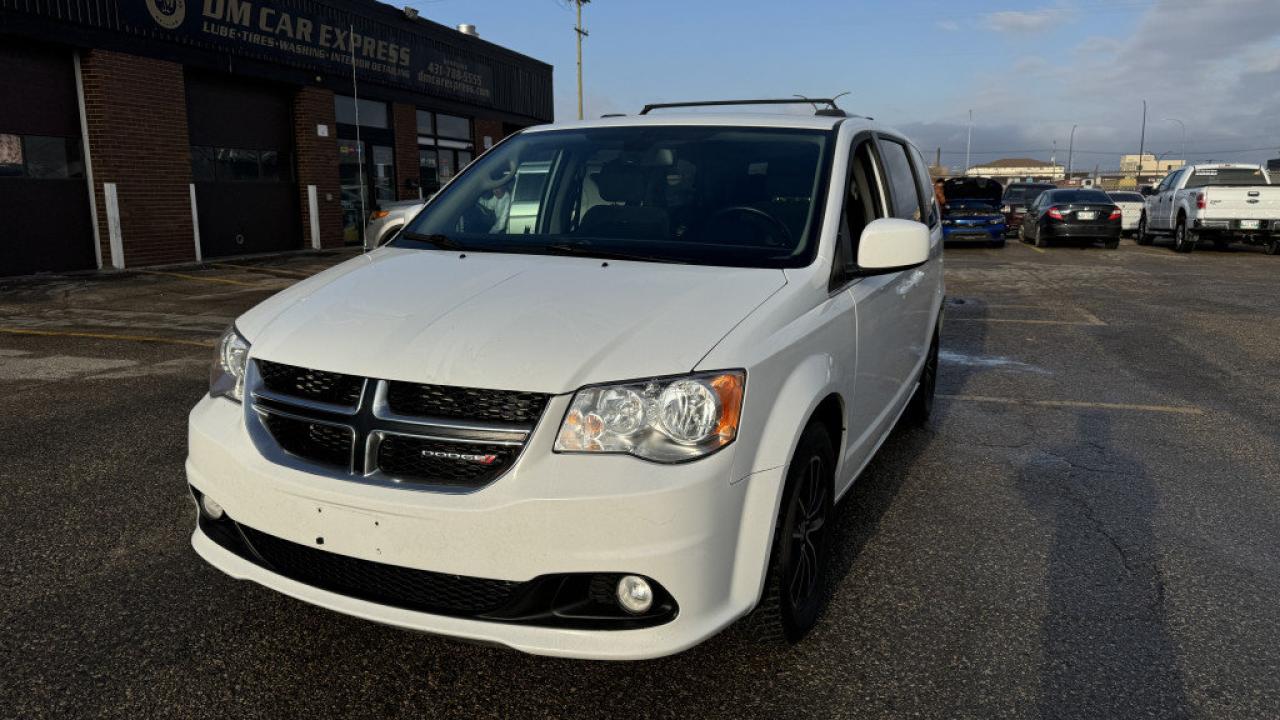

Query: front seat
<box><xmin>578</xmin><ymin>161</ymin><xmax>670</xmax><ymax>240</ymax></box>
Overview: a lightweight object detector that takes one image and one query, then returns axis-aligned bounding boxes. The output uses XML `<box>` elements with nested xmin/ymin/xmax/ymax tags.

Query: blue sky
<box><xmin>413</xmin><ymin>0</ymin><xmax>1280</xmax><ymax>170</ymax></box>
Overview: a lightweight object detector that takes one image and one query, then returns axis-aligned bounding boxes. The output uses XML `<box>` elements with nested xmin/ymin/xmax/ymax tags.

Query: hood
<box><xmin>944</xmin><ymin>177</ymin><xmax>1004</xmax><ymax>204</ymax></box>
<box><xmin>237</xmin><ymin>248</ymin><xmax>787</xmax><ymax>394</ymax></box>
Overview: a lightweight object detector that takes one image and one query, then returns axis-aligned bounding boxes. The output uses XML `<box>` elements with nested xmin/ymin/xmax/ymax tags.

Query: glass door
<box><xmin>338</xmin><ymin>139</ymin><xmax>367</xmax><ymax>245</ymax></box>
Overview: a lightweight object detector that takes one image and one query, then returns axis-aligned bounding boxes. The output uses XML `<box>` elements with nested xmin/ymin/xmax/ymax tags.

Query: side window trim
<box><xmin>872</xmin><ymin>132</ymin><xmax>927</xmax><ymax>223</ymax></box>
<box><xmin>830</xmin><ymin>132</ymin><xmax>889</xmax><ymax>293</ymax></box>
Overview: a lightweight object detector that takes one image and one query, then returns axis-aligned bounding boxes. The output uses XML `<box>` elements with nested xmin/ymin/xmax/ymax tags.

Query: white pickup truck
<box><xmin>1138</xmin><ymin>163</ymin><xmax>1280</xmax><ymax>254</ymax></box>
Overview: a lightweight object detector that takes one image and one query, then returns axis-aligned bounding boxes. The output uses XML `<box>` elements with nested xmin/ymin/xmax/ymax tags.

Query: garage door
<box><xmin>186</xmin><ymin>72</ymin><xmax>300</xmax><ymax>259</ymax></box>
<box><xmin>0</xmin><ymin>40</ymin><xmax>96</xmax><ymax>276</ymax></box>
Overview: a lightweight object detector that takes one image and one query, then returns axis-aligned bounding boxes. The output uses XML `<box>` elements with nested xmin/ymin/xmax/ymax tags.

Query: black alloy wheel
<box><xmin>743</xmin><ymin>424</ymin><xmax>835</xmax><ymax>644</ymax></box>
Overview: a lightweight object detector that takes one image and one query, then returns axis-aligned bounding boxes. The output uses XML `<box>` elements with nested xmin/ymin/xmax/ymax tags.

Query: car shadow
<box><xmin>1015</xmin><ymin>412</ymin><xmax>1191</xmax><ymax>718</ymax></box>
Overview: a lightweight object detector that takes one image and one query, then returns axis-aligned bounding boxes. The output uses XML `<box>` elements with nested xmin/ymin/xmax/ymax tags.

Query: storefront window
<box><xmin>371</xmin><ymin>145</ymin><xmax>395</xmax><ymax>202</ymax></box>
<box><xmin>435</xmin><ymin>113</ymin><xmax>471</xmax><ymax>140</ymax></box>
<box><xmin>334</xmin><ymin>95</ymin><xmax>389</xmax><ymax>129</ymax></box>
<box><xmin>416</xmin><ymin>112</ymin><xmax>473</xmax><ymax>195</ymax></box>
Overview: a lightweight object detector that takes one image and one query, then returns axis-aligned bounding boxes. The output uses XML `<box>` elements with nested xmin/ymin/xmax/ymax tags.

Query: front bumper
<box><xmin>187</xmin><ymin>394</ymin><xmax>773</xmax><ymax>660</ymax></box>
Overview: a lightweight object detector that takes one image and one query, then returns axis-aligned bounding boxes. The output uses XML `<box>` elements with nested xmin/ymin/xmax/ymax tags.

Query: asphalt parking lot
<box><xmin>2</xmin><ymin>240</ymin><xmax>1278</xmax><ymax>719</ymax></box>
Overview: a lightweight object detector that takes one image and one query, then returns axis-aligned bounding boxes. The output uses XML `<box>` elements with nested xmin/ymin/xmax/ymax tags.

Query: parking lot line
<box><xmin>0</xmin><ymin>327</ymin><xmax>213</xmax><ymax>349</ymax></box>
<box><xmin>941</xmin><ymin>393</ymin><xmax>1203</xmax><ymax>415</ymax></box>
<box><xmin>133</xmin><ymin>269</ymin><xmax>266</xmax><ymax>287</ymax></box>
<box><xmin>205</xmin><ymin>262</ymin><xmax>312</xmax><ymax>279</ymax></box>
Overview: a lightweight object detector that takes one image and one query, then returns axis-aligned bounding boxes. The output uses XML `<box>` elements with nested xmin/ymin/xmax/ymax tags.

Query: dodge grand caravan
<box><xmin>188</xmin><ymin>103</ymin><xmax>944</xmax><ymax>660</ymax></box>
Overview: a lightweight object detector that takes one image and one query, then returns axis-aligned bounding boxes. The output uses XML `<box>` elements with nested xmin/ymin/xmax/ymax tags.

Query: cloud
<box><xmin>936</xmin><ymin>20</ymin><xmax>960</xmax><ymax>32</ymax></box>
<box><xmin>985</xmin><ymin>8</ymin><xmax>1068</xmax><ymax>33</ymax></box>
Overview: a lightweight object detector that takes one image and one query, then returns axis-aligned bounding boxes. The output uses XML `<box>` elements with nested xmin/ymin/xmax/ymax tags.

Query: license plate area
<box><xmin>1239</xmin><ymin>220</ymin><xmax>1261</xmax><ymax>230</ymax></box>
<box><xmin>1076</xmin><ymin>211</ymin><xmax>1096</xmax><ymax>220</ymax></box>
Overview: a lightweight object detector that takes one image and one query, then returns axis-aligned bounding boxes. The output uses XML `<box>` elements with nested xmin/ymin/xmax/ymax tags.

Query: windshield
<box><xmin>397</xmin><ymin>126</ymin><xmax>834</xmax><ymax>268</ymax></box>
<box><xmin>1183</xmin><ymin>167</ymin><xmax>1271</xmax><ymax>188</ymax></box>
<box><xmin>1004</xmin><ymin>185</ymin><xmax>1055</xmax><ymax>203</ymax></box>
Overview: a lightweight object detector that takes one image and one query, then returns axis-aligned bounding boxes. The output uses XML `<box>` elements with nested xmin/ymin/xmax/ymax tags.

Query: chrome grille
<box><xmin>247</xmin><ymin>360</ymin><xmax>544</xmax><ymax>491</ymax></box>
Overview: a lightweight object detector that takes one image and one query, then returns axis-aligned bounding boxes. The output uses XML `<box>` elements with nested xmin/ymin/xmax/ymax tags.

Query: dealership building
<box><xmin>0</xmin><ymin>0</ymin><xmax>553</xmax><ymax>276</ymax></box>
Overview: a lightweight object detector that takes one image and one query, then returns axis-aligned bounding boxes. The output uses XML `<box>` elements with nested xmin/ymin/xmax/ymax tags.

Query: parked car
<box><xmin>189</xmin><ymin>104</ymin><xmax>945</xmax><ymax>660</ymax></box>
<box><xmin>942</xmin><ymin>177</ymin><xmax>1005</xmax><ymax>247</ymax></box>
<box><xmin>1019</xmin><ymin>188</ymin><xmax>1122</xmax><ymax>248</ymax></box>
<box><xmin>1138</xmin><ymin>163</ymin><xmax>1280</xmax><ymax>253</ymax></box>
<box><xmin>1001</xmin><ymin>183</ymin><xmax>1056</xmax><ymax>236</ymax></box>
<box><xmin>1107</xmin><ymin>191</ymin><xmax>1145</xmax><ymax>236</ymax></box>
<box><xmin>366</xmin><ymin>199</ymin><xmax>427</xmax><ymax>247</ymax></box>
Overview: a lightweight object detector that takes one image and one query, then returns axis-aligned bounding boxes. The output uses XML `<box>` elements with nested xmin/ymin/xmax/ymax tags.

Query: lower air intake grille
<box><xmin>234</xmin><ymin>523</ymin><xmax>522</xmax><ymax>615</ymax></box>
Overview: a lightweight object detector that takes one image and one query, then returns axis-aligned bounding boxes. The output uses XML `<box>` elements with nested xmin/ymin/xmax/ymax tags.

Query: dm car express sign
<box><xmin>124</xmin><ymin>0</ymin><xmax>494</xmax><ymax>103</ymax></box>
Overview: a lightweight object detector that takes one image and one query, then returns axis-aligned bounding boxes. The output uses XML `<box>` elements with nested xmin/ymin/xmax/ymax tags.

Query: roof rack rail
<box><xmin>639</xmin><ymin>98</ymin><xmax>848</xmax><ymax>117</ymax></box>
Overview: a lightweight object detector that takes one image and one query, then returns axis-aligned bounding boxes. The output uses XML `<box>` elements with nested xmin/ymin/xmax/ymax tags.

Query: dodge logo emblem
<box><xmin>421</xmin><ymin>449</ymin><xmax>499</xmax><ymax>465</ymax></box>
<box><xmin>146</xmin><ymin>0</ymin><xmax>186</xmax><ymax>30</ymax></box>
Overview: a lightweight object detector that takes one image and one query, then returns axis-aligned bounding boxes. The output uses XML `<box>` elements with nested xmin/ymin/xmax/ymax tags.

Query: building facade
<box><xmin>1119</xmin><ymin>154</ymin><xmax>1185</xmax><ymax>173</ymax></box>
<box><xmin>0</xmin><ymin>0</ymin><xmax>553</xmax><ymax>276</ymax></box>
<box><xmin>964</xmin><ymin>158</ymin><xmax>1064</xmax><ymax>182</ymax></box>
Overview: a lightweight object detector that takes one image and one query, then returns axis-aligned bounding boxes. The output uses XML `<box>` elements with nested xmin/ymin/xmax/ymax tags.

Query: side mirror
<box><xmin>1139</xmin><ymin>186</ymin><xmax>1155</xmax><ymax>197</ymax></box>
<box><xmin>857</xmin><ymin>218</ymin><xmax>931</xmax><ymax>274</ymax></box>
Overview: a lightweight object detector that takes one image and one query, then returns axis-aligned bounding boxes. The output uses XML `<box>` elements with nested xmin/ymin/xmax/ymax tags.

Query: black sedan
<box><xmin>1019</xmin><ymin>189</ymin><xmax>1122</xmax><ymax>249</ymax></box>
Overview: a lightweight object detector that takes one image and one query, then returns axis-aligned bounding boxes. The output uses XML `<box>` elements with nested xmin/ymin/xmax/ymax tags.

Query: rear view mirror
<box><xmin>857</xmin><ymin>218</ymin><xmax>930</xmax><ymax>274</ymax></box>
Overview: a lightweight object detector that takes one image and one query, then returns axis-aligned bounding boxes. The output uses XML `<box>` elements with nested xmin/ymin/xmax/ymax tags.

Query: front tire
<box><xmin>743</xmin><ymin>424</ymin><xmax>835</xmax><ymax>645</ymax></box>
<box><xmin>1174</xmin><ymin>216</ymin><xmax>1197</xmax><ymax>253</ymax></box>
<box><xmin>990</xmin><ymin>238</ymin><xmax>1006</xmax><ymax>249</ymax></box>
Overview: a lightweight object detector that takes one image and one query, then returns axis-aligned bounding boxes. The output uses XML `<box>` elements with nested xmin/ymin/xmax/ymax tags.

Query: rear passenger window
<box><xmin>879</xmin><ymin>139</ymin><xmax>923</xmax><ymax>222</ymax></box>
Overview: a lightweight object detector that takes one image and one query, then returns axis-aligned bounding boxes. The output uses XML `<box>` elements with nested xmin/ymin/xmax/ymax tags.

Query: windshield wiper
<box><xmin>540</xmin><ymin>242</ymin><xmax>690</xmax><ymax>265</ymax></box>
<box><xmin>400</xmin><ymin>231</ymin><xmax>465</xmax><ymax>250</ymax></box>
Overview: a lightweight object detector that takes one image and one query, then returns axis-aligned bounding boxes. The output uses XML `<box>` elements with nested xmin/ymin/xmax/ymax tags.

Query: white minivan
<box><xmin>189</xmin><ymin>102</ymin><xmax>944</xmax><ymax>660</ymax></box>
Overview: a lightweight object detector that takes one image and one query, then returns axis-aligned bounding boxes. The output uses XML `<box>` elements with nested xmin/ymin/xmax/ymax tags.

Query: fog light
<box><xmin>200</xmin><ymin>494</ymin><xmax>224</xmax><ymax>520</ymax></box>
<box><xmin>616</xmin><ymin>575</ymin><xmax>653</xmax><ymax>614</ymax></box>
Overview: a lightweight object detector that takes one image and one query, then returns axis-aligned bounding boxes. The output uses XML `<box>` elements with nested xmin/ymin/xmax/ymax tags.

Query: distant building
<box><xmin>965</xmin><ymin>157</ymin><xmax>1064</xmax><ymax>181</ymax></box>
<box><xmin>1119</xmin><ymin>154</ymin><xmax>1185</xmax><ymax>173</ymax></box>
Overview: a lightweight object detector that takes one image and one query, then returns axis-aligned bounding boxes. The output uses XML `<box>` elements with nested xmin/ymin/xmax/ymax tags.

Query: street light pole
<box><xmin>574</xmin><ymin>0</ymin><xmax>590</xmax><ymax>120</ymax></box>
<box><xmin>1137</xmin><ymin>100</ymin><xmax>1148</xmax><ymax>183</ymax></box>
<box><xmin>1164</xmin><ymin>117</ymin><xmax>1186</xmax><ymax>164</ymax></box>
<box><xmin>965</xmin><ymin>109</ymin><xmax>972</xmax><ymax>175</ymax></box>
<box><xmin>1067</xmin><ymin>124</ymin><xmax>1077</xmax><ymax>178</ymax></box>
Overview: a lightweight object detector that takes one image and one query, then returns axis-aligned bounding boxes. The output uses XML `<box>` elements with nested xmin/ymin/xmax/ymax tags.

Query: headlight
<box><xmin>209</xmin><ymin>325</ymin><xmax>250</xmax><ymax>402</ymax></box>
<box><xmin>989</xmin><ymin>217</ymin><xmax>1003</xmax><ymax>225</ymax></box>
<box><xmin>554</xmin><ymin>371</ymin><xmax>745</xmax><ymax>463</ymax></box>
<box><xmin>942</xmin><ymin>219</ymin><xmax>954</xmax><ymax>226</ymax></box>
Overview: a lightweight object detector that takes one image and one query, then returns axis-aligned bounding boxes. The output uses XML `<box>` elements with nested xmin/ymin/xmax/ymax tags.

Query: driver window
<box><xmin>832</xmin><ymin>141</ymin><xmax>886</xmax><ymax>289</ymax></box>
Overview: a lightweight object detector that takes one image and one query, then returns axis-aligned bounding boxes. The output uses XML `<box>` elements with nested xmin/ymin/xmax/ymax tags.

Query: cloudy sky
<box><xmin>417</xmin><ymin>0</ymin><xmax>1280</xmax><ymax>171</ymax></box>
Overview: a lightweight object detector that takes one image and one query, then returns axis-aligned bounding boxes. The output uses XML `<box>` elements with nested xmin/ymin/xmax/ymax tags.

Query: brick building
<box><xmin>0</xmin><ymin>0</ymin><xmax>553</xmax><ymax>276</ymax></box>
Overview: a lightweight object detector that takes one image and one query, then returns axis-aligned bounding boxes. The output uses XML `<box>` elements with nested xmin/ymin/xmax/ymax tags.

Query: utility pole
<box><xmin>1067</xmin><ymin>124</ymin><xmax>1078</xmax><ymax>178</ymax></box>
<box><xmin>574</xmin><ymin>0</ymin><xmax>590</xmax><ymax>120</ymax></box>
<box><xmin>1137</xmin><ymin>100</ymin><xmax>1147</xmax><ymax>183</ymax></box>
<box><xmin>965</xmin><ymin>109</ymin><xmax>973</xmax><ymax>175</ymax></box>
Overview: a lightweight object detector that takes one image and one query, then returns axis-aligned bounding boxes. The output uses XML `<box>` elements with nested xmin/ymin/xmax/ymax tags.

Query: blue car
<box><xmin>942</xmin><ymin>177</ymin><xmax>1006</xmax><ymax>247</ymax></box>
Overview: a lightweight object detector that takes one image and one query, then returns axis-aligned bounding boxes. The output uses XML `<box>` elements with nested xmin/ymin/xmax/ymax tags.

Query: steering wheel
<box><xmin>706</xmin><ymin>206</ymin><xmax>793</xmax><ymax>246</ymax></box>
